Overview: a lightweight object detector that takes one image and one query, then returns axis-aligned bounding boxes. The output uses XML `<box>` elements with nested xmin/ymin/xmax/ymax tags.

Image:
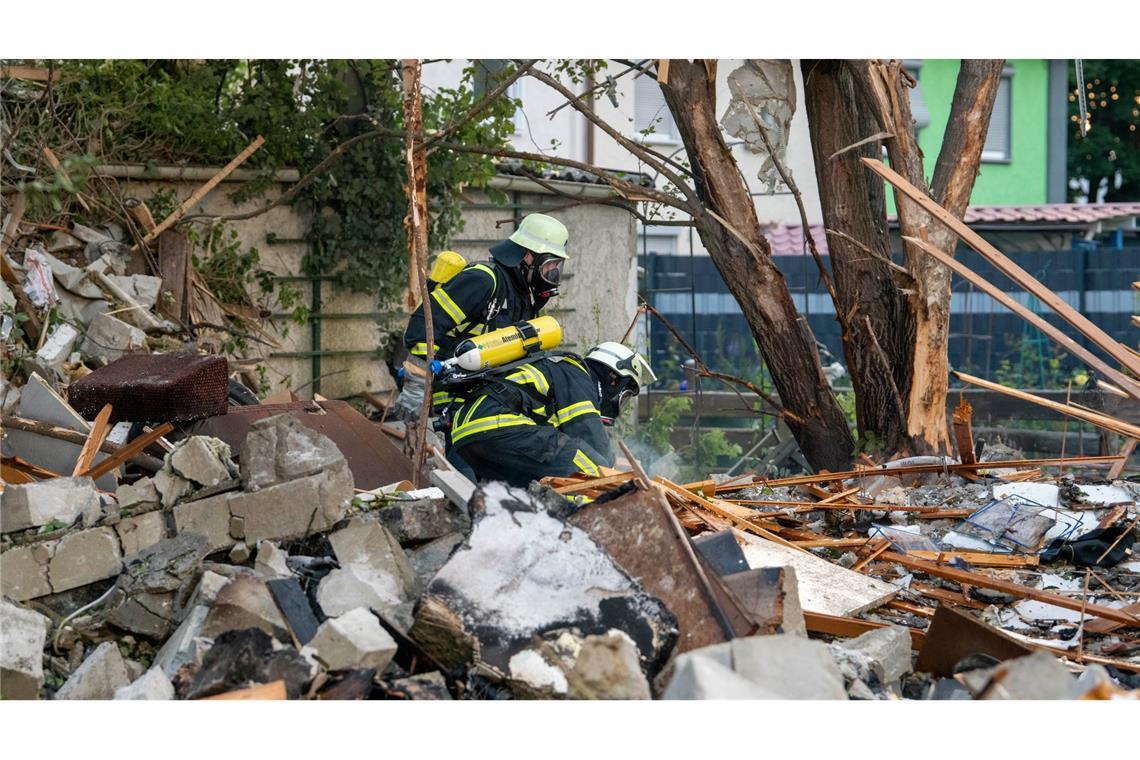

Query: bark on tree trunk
<box><xmin>659</xmin><ymin>59</ymin><xmax>855</xmax><ymax>472</ymax></box>
<box><xmin>822</xmin><ymin>59</ymin><xmax>1004</xmax><ymax>458</ymax></box>
<box><xmin>802</xmin><ymin>60</ymin><xmax>914</xmax><ymax>455</ymax></box>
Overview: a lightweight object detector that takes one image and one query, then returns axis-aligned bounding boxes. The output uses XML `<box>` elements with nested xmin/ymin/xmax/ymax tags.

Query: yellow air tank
<box><xmin>449</xmin><ymin>316</ymin><xmax>562</xmax><ymax>372</ymax></box>
<box><xmin>428</xmin><ymin>250</ymin><xmax>467</xmax><ymax>285</ymax></box>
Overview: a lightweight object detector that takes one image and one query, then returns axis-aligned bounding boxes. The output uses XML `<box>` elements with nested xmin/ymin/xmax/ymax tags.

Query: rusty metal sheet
<box><xmin>721</xmin><ymin>568</ymin><xmax>788</xmax><ymax>632</ymax></box>
<box><xmin>184</xmin><ymin>400</ymin><xmax>414</xmax><ymax>490</ymax></box>
<box><xmin>568</xmin><ymin>487</ymin><xmax>758</xmax><ymax>654</ymax></box>
<box><xmin>914</xmin><ymin>604</ymin><xmax>1032</xmax><ymax>678</ymax></box>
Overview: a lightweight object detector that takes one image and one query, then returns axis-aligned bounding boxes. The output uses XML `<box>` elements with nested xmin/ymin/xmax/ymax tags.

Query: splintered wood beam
<box><xmin>140</xmin><ymin>136</ymin><xmax>265</xmax><ymax>246</ymax></box>
<box><xmin>905</xmin><ymin>551</ymin><xmax>1039</xmax><ymax>568</ymax></box>
<box><xmin>864</xmin><ymin>158</ymin><xmax>1140</xmax><ymax>378</ymax></box>
<box><xmin>1108</xmin><ymin>439</ymin><xmax>1138</xmax><ymax>480</ymax></box>
<box><xmin>555</xmin><ymin>472</ymin><xmax>635</xmax><ymax>494</ymax></box>
<box><xmin>80</xmin><ymin>423</ymin><xmax>173</xmax><ymax>480</ymax></box>
<box><xmin>953</xmin><ymin>371</ymin><xmax>1140</xmax><ymax>440</ymax></box>
<box><xmin>71</xmin><ymin>404</ymin><xmax>112</xmax><ymax>476</ymax></box>
<box><xmin>952</xmin><ymin>396</ymin><xmax>977</xmax><ymax>466</ymax></box>
<box><xmin>903</xmin><ymin>234</ymin><xmax>1140</xmax><ymax>402</ymax></box>
<box><xmin>741</xmin><ymin>455</ymin><xmax>1125</xmax><ymax>490</ymax></box>
<box><xmin>656</xmin><ymin>477</ymin><xmax>806</xmax><ymax>552</ymax></box>
<box><xmin>803</xmin><ymin>611</ymin><xmax>926</xmax><ymax>650</ymax></box>
<box><xmin>882</xmin><ymin>550</ymin><xmax>1140</xmax><ymax>626</ymax></box>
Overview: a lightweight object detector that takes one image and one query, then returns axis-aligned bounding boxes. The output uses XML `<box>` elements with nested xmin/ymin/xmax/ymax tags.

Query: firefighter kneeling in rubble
<box><xmin>442</xmin><ymin>341</ymin><xmax>656</xmax><ymax>487</ymax></box>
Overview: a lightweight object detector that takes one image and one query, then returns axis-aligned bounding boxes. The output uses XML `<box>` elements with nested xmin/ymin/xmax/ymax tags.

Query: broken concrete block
<box><xmin>664</xmin><ymin>653</ymin><xmax>782</xmax><ymax>699</ymax></box>
<box><xmin>241</xmin><ymin>412</ymin><xmax>350</xmax><ymax>489</ymax></box>
<box><xmin>48</xmin><ymin>526</ymin><xmax>123</xmax><ymax>594</ymax></box>
<box><xmin>168</xmin><ymin>436</ymin><xmax>235</xmax><ymax>488</ymax></box>
<box><xmin>172</xmin><ymin>492</ymin><xmax>235</xmax><ymax>552</ymax></box>
<box><xmin>153</xmin><ymin>605</ymin><xmax>210</xmax><ymax>678</ymax></box>
<box><xmin>408</xmin><ymin>531</ymin><xmax>464</xmax><ymax>589</ymax></box>
<box><xmin>108</xmin><ymin>273</ymin><xmax>161</xmax><ymax>310</ymax></box>
<box><xmin>154</xmin><ymin>468</ymin><xmax>194</xmax><ymax>508</ymax></box>
<box><xmin>187</xmin><ymin>627</ymin><xmax>315</xmax><ymax>700</ymax></box>
<box><xmin>328</xmin><ymin>517</ymin><xmax>415</xmax><ymax>599</ymax></box>
<box><xmin>728</xmin><ymin>635</ymin><xmax>848</xmax><ymax>699</ymax></box>
<box><xmin>411</xmin><ymin>483</ymin><xmax>677</xmax><ymax>679</ymax></box>
<box><xmin>253</xmin><ymin>541</ymin><xmax>290</xmax><ymax>579</ymax></box>
<box><xmin>114</xmin><ymin>510</ymin><xmax>168</xmax><ymax>558</ymax></box>
<box><xmin>0</xmin><ymin>599</ymin><xmax>50</xmax><ymax>699</ymax></box>
<box><xmin>316</xmin><ymin>564</ymin><xmax>405</xmax><ymax>619</ymax></box>
<box><xmin>228</xmin><ymin>473</ymin><xmax>347</xmax><ymax>544</ymax></box>
<box><xmin>113</xmin><ymin>667</ymin><xmax>174</xmax><ymax>700</ymax></box>
<box><xmin>721</xmin><ymin>566</ymin><xmax>807</xmax><ymax>637</ymax></box>
<box><xmin>0</xmin><ymin>542</ymin><xmax>54</xmax><ymax>601</ymax></box>
<box><xmin>116</xmin><ymin>477</ymin><xmax>161</xmax><ymax>511</ymax></box>
<box><xmin>81</xmin><ymin>312</ymin><xmax>146</xmax><ymax>365</ymax></box>
<box><xmin>302</xmin><ymin>608</ymin><xmax>398</xmax><ymax>672</ymax></box>
<box><xmin>106</xmin><ymin>533</ymin><xmax>210</xmax><ymax>639</ymax></box>
<box><xmin>229</xmin><ymin>542</ymin><xmax>251</xmax><ymax>564</ymax></box>
<box><xmin>54</xmin><ymin>642</ymin><xmax>131</xmax><ymax>700</ymax></box>
<box><xmin>0</xmin><ymin>476</ymin><xmax>102</xmax><ymax>534</ymax></box>
<box><xmin>35</xmin><ymin>323</ymin><xmax>80</xmax><ymax>372</ymax></box>
<box><xmin>569</xmin><ymin>630</ymin><xmax>651</xmax><ymax>700</ymax></box>
<box><xmin>430</xmin><ymin>468</ymin><xmax>476</xmax><ymax>510</ymax></box>
<box><xmin>200</xmin><ymin>575</ymin><xmax>291</xmax><ymax>643</ymax></box>
<box><xmin>377</xmin><ymin>497</ymin><xmax>471</xmax><ymax>545</ymax></box>
<box><xmin>187</xmin><ymin>570</ymin><xmax>230</xmax><ymax>608</ymax></box>
<box><xmin>971</xmin><ymin>651</ymin><xmax>1082</xmax><ymax>700</ymax></box>
<box><xmin>837</xmin><ymin>624</ymin><xmax>913</xmax><ymax>685</ymax></box>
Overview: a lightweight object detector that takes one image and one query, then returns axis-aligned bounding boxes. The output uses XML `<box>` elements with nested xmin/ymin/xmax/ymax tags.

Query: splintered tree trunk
<box><xmin>660</xmin><ymin>59</ymin><xmax>855</xmax><ymax>472</ymax></box>
<box><xmin>802</xmin><ymin>60</ymin><xmax>914</xmax><ymax>454</ymax></box>
<box><xmin>809</xmin><ymin>59</ymin><xmax>1003</xmax><ymax>458</ymax></box>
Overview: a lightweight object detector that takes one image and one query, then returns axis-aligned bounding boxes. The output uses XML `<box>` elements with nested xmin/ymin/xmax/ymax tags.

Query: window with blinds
<box><xmin>902</xmin><ymin>60</ymin><xmax>931</xmax><ymax>132</ymax></box>
<box><xmin>983</xmin><ymin>75</ymin><xmax>1013</xmax><ymax>162</ymax></box>
<box><xmin>634</xmin><ymin>74</ymin><xmax>678</xmax><ymax>142</ymax></box>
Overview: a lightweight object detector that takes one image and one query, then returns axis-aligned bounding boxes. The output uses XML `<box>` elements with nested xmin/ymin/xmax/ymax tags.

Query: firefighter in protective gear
<box><xmin>398</xmin><ymin>213</ymin><xmax>570</xmax><ymax>416</ymax></box>
<box><xmin>445</xmin><ymin>343</ymin><xmax>655</xmax><ymax>487</ymax></box>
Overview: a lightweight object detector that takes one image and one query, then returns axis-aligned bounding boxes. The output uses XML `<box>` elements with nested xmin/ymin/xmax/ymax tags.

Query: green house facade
<box><xmin>887</xmin><ymin>59</ymin><xmax>1069</xmax><ymax>211</ymax></box>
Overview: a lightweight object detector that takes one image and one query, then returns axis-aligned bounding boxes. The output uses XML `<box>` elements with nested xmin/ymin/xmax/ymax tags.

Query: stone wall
<box><xmin>101</xmin><ymin>169</ymin><xmax>637</xmax><ymax>400</ymax></box>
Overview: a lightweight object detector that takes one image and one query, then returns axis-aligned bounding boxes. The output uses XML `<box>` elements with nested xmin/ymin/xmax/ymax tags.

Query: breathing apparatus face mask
<box><xmin>598</xmin><ymin>371</ymin><xmax>639</xmax><ymax>426</ymax></box>
<box><xmin>523</xmin><ymin>253</ymin><xmax>565</xmax><ymax>299</ymax></box>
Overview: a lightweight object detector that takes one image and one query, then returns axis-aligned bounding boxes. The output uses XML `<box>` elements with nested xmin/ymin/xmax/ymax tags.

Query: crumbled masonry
<box><xmin>2</xmin><ymin>235</ymin><xmax>1138</xmax><ymax>699</ymax></box>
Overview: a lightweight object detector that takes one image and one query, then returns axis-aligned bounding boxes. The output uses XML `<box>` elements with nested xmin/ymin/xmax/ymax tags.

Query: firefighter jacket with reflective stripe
<box><xmin>447</xmin><ymin>354</ymin><xmax>613</xmax><ymax>467</ymax></box>
<box><xmin>403</xmin><ymin>261</ymin><xmax>539</xmax><ymax>362</ymax></box>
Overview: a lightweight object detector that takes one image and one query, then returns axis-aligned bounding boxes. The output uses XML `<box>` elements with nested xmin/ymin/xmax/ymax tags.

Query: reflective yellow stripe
<box><xmin>561</xmin><ymin>357</ymin><xmax>588</xmax><ymax>375</ymax></box>
<box><xmin>431</xmin><ymin>287</ymin><xmax>467</xmax><ymax>325</ymax></box>
<box><xmin>410</xmin><ymin>342</ymin><xmax>438</xmax><ymax>357</ymax></box>
<box><xmin>470</xmin><ymin>264</ymin><xmax>497</xmax><ymax>287</ymax></box>
<box><xmin>572</xmin><ymin>449</ymin><xmax>600</xmax><ymax>476</ymax></box>
<box><xmin>433</xmin><ymin>391</ymin><xmax>461</xmax><ymax>405</ymax></box>
<box><xmin>451</xmin><ymin>413</ymin><xmax>536</xmax><ymax>444</ymax></box>
<box><xmin>460</xmin><ymin>395</ymin><xmax>486</xmax><ymax>427</ymax></box>
<box><xmin>551</xmin><ymin>400</ymin><xmax>600</xmax><ymax>427</ymax></box>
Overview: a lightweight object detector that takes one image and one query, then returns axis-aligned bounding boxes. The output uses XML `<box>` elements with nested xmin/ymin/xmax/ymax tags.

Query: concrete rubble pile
<box><xmin>3</xmin><ymin>392</ymin><xmax>1138</xmax><ymax>700</ymax></box>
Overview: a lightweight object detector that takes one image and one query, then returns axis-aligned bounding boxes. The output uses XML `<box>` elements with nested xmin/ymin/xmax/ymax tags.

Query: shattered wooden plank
<box><xmin>80</xmin><ymin>423</ymin><xmax>173</xmax><ymax>480</ymax></box>
<box><xmin>865</xmin><ymin>157</ymin><xmax>1140</xmax><ymax>378</ymax></box>
<box><xmin>71</xmin><ymin>404</ymin><xmax>112</xmax><ymax>476</ymax></box>
<box><xmin>882</xmin><ymin>550</ymin><xmax>1140</xmax><ymax>626</ymax></box>
<box><xmin>803</xmin><ymin>610</ymin><xmax>925</xmax><ymax>650</ymax></box>
<box><xmin>1108</xmin><ymin>439</ymin><xmax>1138</xmax><ymax>480</ymax></box>
<box><xmin>203</xmin><ymin>680</ymin><xmax>287</xmax><ymax>700</ymax></box>
<box><xmin>657</xmin><ymin>477</ymin><xmax>806</xmax><ymax>552</ymax></box>
<box><xmin>742</xmin><ymin>455</ymin><xmax>1125</xmax><ymax>490</ymax></box>
<box><xmin>954</xmin><ymin>371</ymin><xmax>1140</xmax><ymax>439</ymax></box>
<box><xmin>140</xmin><ymin>135</ymin><xmax>265</xmax><ymax>246</ymax></box>
<box><xmin>903</xmin><ymin>234</ymin><xmax>1140</xmax><ymax>402</ymax></box>
<box><xmin>555</xmin><ymin>472</ymin><xmax>635</xmax><ymax>494</ymax></box>
<box><xmin>906</xmin><ymin>551</ymin><xmax>1040</xmax><ymax>568</ymax></box>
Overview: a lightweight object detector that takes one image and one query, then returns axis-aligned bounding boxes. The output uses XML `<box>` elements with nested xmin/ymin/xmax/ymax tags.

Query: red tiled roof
<box><xmin>960</xmin><ymin>203</ymin><xmax>1140</xmax><ymax>225</ymax></box>
<box><xmin>763</xmin><ymin>203</ymin><xmax>1140</xmax><ymax>256</ymax></box>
